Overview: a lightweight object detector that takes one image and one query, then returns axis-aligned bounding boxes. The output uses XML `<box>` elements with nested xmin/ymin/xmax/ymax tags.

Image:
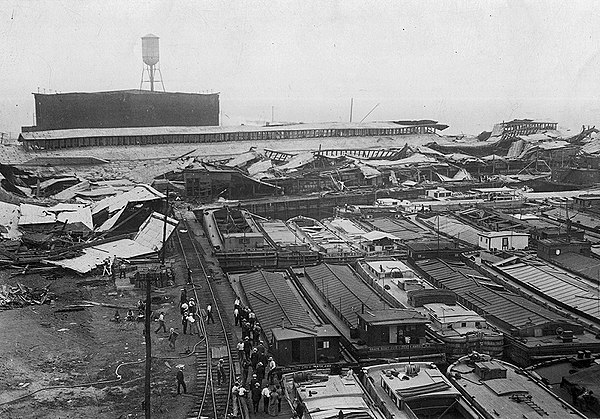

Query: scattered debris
<box><xmin>0</xmin><ymin>283</ymin><xmax>53</xmax><ymax>310</ymax></box>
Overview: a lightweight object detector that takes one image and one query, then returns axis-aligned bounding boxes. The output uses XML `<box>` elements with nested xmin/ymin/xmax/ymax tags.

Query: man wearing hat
<box><xmin>243</xmin><ymin>336</ymin><xmax>252</xmax><ymax>359</ymax></box>
<box><xmin>176</xmin><ymin>366</ymin><xmax>186</xmax><ymax>395</ymax></box>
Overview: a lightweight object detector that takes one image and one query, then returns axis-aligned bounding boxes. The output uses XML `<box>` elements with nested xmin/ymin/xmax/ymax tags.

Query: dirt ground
<box><xmin>0</xmin><ymin>248</ymin><xmax>202</xmax><ymax>418</ymax></box>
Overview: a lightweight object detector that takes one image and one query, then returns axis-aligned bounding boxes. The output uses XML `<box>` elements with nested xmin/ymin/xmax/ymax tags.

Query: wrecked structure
<box><xmin>0</xmin><ymin>181</ymin><xmax>176</xmax><ymax>275</ymax></box>
<box><xmin>20</xmin><ymin>120</ymin><xmax>448</xmax><ymax>150</ymax></box>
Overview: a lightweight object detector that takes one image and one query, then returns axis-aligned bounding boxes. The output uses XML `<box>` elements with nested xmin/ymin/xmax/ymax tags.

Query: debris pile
<box><xmin>0</xmin><ymin>283</ymin><xmax>53</xmax><ymax>309</ymax></box>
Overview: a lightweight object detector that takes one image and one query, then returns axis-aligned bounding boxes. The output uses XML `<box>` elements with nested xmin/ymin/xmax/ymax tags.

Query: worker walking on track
<box><xmin>217</xmin><ymin>358</ymin><xmax>226</xmax><ymax>386</ymax></box>
<box><xmin>231</xmin><ymin>382</ymin><xmax>240</xmax><ymax>417</ymax></box>
<box><xmin>238</xmin><ymin>385</ymin><xmax>250</xmax><ymax>417</ymax></box>
<box><xmin>206</xmin><ymin>303</ymin><xmax>215</xmax><ymax>324</ymax></box>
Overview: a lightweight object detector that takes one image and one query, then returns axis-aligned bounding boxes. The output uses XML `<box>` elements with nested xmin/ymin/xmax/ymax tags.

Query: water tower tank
<box><xmin>141</xmin><ymin>34</ymin><xmax>160</xmax><ymax>66</ymax></box>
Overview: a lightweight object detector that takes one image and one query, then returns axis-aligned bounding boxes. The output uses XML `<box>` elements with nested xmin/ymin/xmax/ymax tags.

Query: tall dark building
<box><xmin>22</xmin><ymin>89</ymin><xmax>219</xmax><ymax>132</ymax></box>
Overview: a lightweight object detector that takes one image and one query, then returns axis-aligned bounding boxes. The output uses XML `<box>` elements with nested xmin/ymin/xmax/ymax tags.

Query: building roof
<box><xmin>554</xmin><ymin>252</ymin><xmax>600</xmax><ymax>280</ymax></box>
<box><xmin>304</xmin><ymin>264</ymin><xmax>388</xmax><ymax>326</ymax></box>
<box><xmin>449</xmin><ymin>355</ymin><xmax>586</xmax><ymax>418</ymax></box>
<box><xmin>238</xmin><ymin>270</ymin><xmax>315</xmax><ymax>340</ymax></box>
<box><xmin>413</xmin><ymin>258</ymin><xmax>573</xmax><ymax>331</ymax></box>
<box><xmin>364</xmin><ymin>260</ymin><xmax>412</xmax><ymax>274</ymax></box>
<box><xmin>270</xmin><ymin>325</ymin><xmax>340</xmax><ymax>341</ymax></box>
<box><xmin>545</xmin><ymin>207</ymin><xmax>600</xmax><ymax>230</ymax></box>
<box><xmin>326</xmin><ymin>218</ymin><xmax>368</xmax><ymax>238</ymax></box>
<box><xmin>472</xmin><ymin>187</ymin><xmax>516</xmax><ymax>193</ymax></box>
<box><xmin>421</xmin><ymin>214</ymin><xmax>481</xmax><ymax>246</ymax></box>
<box><xmin>562</xmin><ymin>363</ymin><xmax>600</xmax><ymax>396</ymax></box>
<box><xmin>492</xmin><ymin>257</ymin><xmax>600</xmax><ymax>320</ymax></box>
<box><xmin>361</xmin><ymin>230</ymin><xmax>401</xmax><ymax>242</ymax></box>
<box><xmin>365</xmin><ymin>217</ymin><xmax>430</xmax><ymax>242</ymax></box>
<box><xmin>478</xmin><ymin>231</ymin><xmax>529</xmax><ymax>238</ymax></box>
<box><xmin>406</xmin><ymin>239</ymin><xmax>468</xmax><ymax>252</ymax></box>
<box><xmin>287</xmin><ymin>216</ymin><xmax>359</xmax><ymax>253</ymax></box>
<box><xmin>357</xmin><ymin>309</ymin><xmax>428</xmax><ymax>325</ymax></box>
<box><xmin>296</xmin><ymin>373</ymin><xmax>376</xmax><ymax>419</ymax></box>
<box><xmin>423</xmin><ymin>303</ymin><xmax>485</xmax><ymax>324</ymax></box>
<box><xmin>258</xmin><ymin>219</ymin><xmax>301</xmax><ymax>247</ymax></box>
<box><xmin>364</xmin><ymin>363</ymin><xmax>459</xmax><ymax>400</ymax></box>
<box><xmin>20</xmin><ymin>120</ymin><xmax>446</xmax><ymax>142</ymax></box>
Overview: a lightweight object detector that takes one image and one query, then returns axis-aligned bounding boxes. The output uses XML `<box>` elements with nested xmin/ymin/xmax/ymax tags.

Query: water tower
<box><xmin>140</xmin><ymin>34</ymin><xmax>165</xmax><ymax>92</ymax></box>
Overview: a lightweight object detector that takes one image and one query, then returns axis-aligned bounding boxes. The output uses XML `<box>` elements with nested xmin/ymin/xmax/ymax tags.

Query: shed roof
<box><xmin>366</xmin><ymin>217</ymin><xmax>430</xmax><ymax>242</ymax></box>
<box><xmin>357</xmin><ymin>309</ymin><xmax>428</xmax><ymax>325</ymax></box>
<box><xmin>239</xmin><ymin>270</ymin><xmax>315</xmax><ymax>341</ymax></box>
<box><xmin>271</xmin><ymin>325</ymin><xmax>340</xmax><ymax>341</ymax></box>
<box><xmin>361</xmin><ymin>230</ymin><xmax>401</xmax><ymax>242</ymax></box>
<box><xmin>422</xmin><ymin>214</ymin><xmax>481</xmax><ymax>246</ymax></box>
<box><xmin>414</xmin><ymin>258</ymin><xmax>573</xmax><ymax>331</ymax></box>
<box><xmin>304</xmin><ymin>264</ymin><xmax>388</xmax><ymax>326</ymax></box>
<box><xmin>493</xmin><ymin>257</ymin><xmax>600</xmax><ymax>320</ymax></box>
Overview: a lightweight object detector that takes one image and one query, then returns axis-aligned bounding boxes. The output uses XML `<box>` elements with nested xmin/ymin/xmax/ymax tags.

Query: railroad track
<box><xmin>175</xmin><ymin>215</ymin><xmax>240</xmax><ymax>419</ymax></box>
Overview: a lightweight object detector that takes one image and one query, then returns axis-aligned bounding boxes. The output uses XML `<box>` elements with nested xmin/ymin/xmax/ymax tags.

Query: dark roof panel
<box><xmin>239</xmin><ymin>270</ymin><xmax>314</xmax><ymax>340</ymax></box>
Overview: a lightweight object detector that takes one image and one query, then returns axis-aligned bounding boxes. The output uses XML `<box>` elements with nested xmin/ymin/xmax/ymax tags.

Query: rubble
<box><xmin>0</xmin><ymin>282</ymin><xmax>53</xmax><ymax>310</ymax></box>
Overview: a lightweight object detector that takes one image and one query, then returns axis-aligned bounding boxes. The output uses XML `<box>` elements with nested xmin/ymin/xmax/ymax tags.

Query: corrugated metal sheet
<box><xmin>47</xmin><ymin>239</ymin><xmax>155</xmax><ymax>273</ymax></box>
<box><xmin>18</xmin><ymin>203</ymin><xmax>56</xmax><ymax>225</ymax></box>
<box><xmin>49</xmin><ymin>204</ymin><xmax>93</xmax><ymax>230</ymax></box>
<box><xmin>494</xmin><ymin>258</ymin><xmax>600</xmax><ymax>319</ymax></box>
<box><xmin>133</xmin><ymin>212</ymin><xmax>178</xmax><ymax>252</ymax></box>
<box><xmin>414</xmin><ymin>259</ymin><xmax>570</xmax><ymax>330</ymax></box>
<box><xmin>0</xmin><ymin>202</ymin><xmax>21</xmax><ymax>240</ymax></box>
<box><xmin>91</xmin><ymin>184</ymin><xmax>165</xmax><ymax>215</ymax></box>
<box><xmin>304</xmin><ymin>264</ymin><xmax>387</xmax><ymax>327</ymax></box>
<box><xmin>239</xmin><ymin>270</ymin><xmax>314</xmax><ymax>340</ymax></box>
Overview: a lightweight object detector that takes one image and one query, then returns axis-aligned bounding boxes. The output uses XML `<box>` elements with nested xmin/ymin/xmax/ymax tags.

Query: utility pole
<box><xmin>349</xmin><ymin>98</ymin><xmax>354</xmax><ymax>123</ymax></box>
<box><xmin>161</xmin><ymin>184</ymin><xmax>170</xmax><ymax>265</ymax></box>
<box><xmin>144</xmin><ymin>278</ymin><xmax>151</xmax><ymax>418</ymax></box>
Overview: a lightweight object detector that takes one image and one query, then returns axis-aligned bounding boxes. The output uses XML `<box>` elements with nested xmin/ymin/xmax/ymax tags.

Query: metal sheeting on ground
<box><xmin>304</xmin><ymin>264</ymin><xmax>387</xmax><ymax>327</ymax></box>
<box><xmin>239</xmin><ymin>270</ymin><xmax>314</xmax><ymax>340</ymax></box>
<box><xmin>47</xmin><ymin>239</ymin><xmax>154</xmax><ymax>273</ymax></box>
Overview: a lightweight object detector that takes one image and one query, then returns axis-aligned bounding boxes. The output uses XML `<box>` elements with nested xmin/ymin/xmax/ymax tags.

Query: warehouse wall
<box><xmin>28</xmin><ymin>90</ymin><xmax>219</xmax><ymax>131</ymax></box>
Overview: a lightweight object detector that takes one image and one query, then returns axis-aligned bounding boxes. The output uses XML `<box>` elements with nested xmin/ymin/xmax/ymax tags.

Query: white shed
<box><xmin>477</xmin><ymin>231</ymin><xmax>529</xmax><ymax>251</ymax></box>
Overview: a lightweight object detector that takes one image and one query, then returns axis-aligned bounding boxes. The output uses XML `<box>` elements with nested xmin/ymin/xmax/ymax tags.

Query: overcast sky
<box><xmin>1</xmin><ymin>0</ymin><xmax>600</xmax><ymax>135</ymax></box>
